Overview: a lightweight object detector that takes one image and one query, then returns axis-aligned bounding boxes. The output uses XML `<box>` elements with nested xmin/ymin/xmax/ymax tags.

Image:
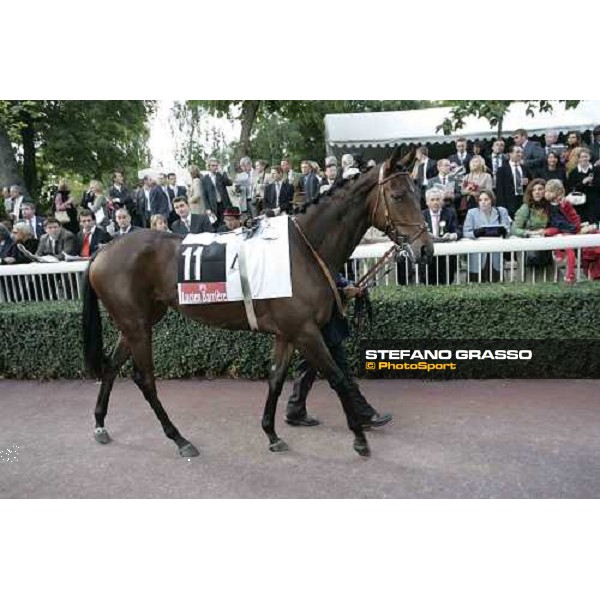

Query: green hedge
<box><xmin>1</xmin><ymin>283</ymin><xmax>599</xmax><ymax>380</ymax></box>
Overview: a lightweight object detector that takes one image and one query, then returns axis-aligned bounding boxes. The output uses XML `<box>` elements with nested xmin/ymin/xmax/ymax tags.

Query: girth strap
<box><xmin>237</xmin><ymin>243</ymin><xmax>259</xmax><ymax>331</ymax></box>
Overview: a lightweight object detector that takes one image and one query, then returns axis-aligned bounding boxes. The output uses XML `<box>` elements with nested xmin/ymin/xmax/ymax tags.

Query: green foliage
<box><xmin>437</xmin><ymin>100</ymin><xmax>581</xmax><ymax>137</ymax></box>
<box><xmin>1</xmin><ymin>283</ymin><xmax>599</xmax><ymax>380</ymax></box>
<box><xmin>0</xmin><ymin>100</ymin><xmax>155</xmax><ymax>198</ymax></box>
<box><xmin>188</xmin><ymin>100</ymin><xmax>435</xmax><ymax>166</ymax></box>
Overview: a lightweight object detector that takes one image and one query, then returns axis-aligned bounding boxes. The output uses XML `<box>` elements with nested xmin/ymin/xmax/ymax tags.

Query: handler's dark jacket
<box><xmin>322</xmin><ymin>272</ymin><xmax>352</xmax><ymax>346</ymax></box>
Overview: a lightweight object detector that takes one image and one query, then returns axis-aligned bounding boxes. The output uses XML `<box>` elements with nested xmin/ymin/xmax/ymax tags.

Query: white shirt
<box><xmin>578</xmin><ymin>165</ymin><xmax>592</xmax><ymax>174</ymax></box>
<box><xmin>429</xmin><ymin>211</ymin><xmax>441</xmax><ymax>237</ymax></box>
<box><xmin>211</xmin><ymin>173</ymin><xmax>222</xmax><ymax>203</ymax></box>
<box><xmin>12</xmin><ymin>196</ymin><xmax>24</xmax><ymax>220</ymax></box>
<box><xmin>510</xmin><ymin>162</ymin><xmax>523</xmax><ymax>194</ymax></box>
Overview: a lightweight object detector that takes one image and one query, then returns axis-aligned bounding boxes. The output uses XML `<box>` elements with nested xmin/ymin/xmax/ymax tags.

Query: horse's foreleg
<box><xmin>262</xmin><ymin>337</ymin><xmax>294</xmax><ymax>452</ymax></box>
<box><xmin>129</xmin><ymin>329</ymin><xmax>199</xmax><ymax>458</ymax></box>
<box><xmin>294</xmin><ymin>327</ymin><xmax>370</xmax><ymax>457</ymax></box>
<box><xmin>94</xmin><ymin>334</ymin><xmax>131</xmax><ymax>445</ymax></box>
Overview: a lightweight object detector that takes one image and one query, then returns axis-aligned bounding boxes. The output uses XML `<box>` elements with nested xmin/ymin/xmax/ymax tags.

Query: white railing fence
<box><xmin>1</xmin><ymin>235</ymin><xmax>599</xmax><ymax>303</ymax></box>
<box><xmin>347</xmin><ymin>234</ymin><xmax>600</xmax><ymax>287</ymax></box>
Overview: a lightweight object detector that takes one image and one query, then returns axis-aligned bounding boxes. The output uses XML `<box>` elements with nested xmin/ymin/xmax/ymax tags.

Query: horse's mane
<box><xmin>301</xmin><ymin>165</ymin><xmax>380</xmax><ymax>218</ymax></box>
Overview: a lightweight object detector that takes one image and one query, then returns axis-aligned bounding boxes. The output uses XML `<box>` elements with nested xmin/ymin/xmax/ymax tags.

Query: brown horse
<box><xmin>82</xmin><ymin>147</ymin><xmax>434</xmax><ymax>458</ymax></box>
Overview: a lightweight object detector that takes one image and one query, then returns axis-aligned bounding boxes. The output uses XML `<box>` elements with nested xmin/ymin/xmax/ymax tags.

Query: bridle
<box><xmin>370</xmin><ymin>164</ymin><xmax>428</xmax><ymax>260</ymax></box>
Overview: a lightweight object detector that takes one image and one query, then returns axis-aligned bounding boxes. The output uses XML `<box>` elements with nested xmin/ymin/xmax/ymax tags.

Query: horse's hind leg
<box><xmin>294</xmin><ymin>326</ymin><xmax>369</xmax><ymax>457</ymax></box>
<box><xmin>94</xmin><ymin>334</ymin><xmax>130</xmax><ymax>445</ymax></box>
<box><xmin>128</xmin><ymin>329</ymin><xmax>199</xmax><ymax>458</ymax></box>
<box><xmin>262</xmin><ymin>337</ymin><xmax>294</xmax><ymax>452</ymax></box>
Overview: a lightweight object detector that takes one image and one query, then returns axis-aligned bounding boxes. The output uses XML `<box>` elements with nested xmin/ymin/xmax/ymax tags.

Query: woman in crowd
<box><xmin>565</xmin><ymin>147</ymin><xmax>583</xmax><ymax>178</ymax></box>
<box><xmin>463</xmin><ymin>189</ymin><xmax>511</xmax><ymax>282</ymax></box>
<box><xmin>539</xmin><ymin>151</ymin><xmax>566</xmax><ymax>184</ymax></box>
<box><xmin>188</xmin><ymin>165</ymin><xmax>205</xmax><ymax>215</ymax></box>
<box><xmin>54</xmin><ymin>180</ymin><xmax>79</xmax><ymax>235</ymax></box>
<box><xmin>460</xmin><ymin>156</ymin><xmax>492</xmax><ymax>216</ymax></box>
<box><xmin>150</xmin><ymin>214</ymin><xmax>169</xmax><ymax>232</ymax></box>
<box><xmin>544</xmin><ymin>179</ymin><xmax>581</xmax><ymax>284</ymax></box>
<box><xmin>566</xmin><ymin>147</ymin><xmax>600</xmax><ymax>223</ymax></box>
<box><xmin>90</xmin><ymin>181</ymin><xmax>110</xmax><ymax>227</ymax></box>
<box><xmin>81</xmin><ymin>180</ymin><xmax>98</xmax><ymax>210</ymax></box>
<box><xmin>512</xmin><ymin>179</ymin><xmax>553</xmax><ymax>280</ymax></box>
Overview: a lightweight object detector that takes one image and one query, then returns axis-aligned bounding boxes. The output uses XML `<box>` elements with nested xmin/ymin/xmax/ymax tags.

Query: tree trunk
<box><xmin>0</xmin><ymin>123</ymin><xmax>27</xmax><ymax>196</ymax></box>
<box><xmin>236</xmin><ymin>100</ymin><xmax>261</xmax><ymax>165</ymax></box>
<box><xmin>21</xmin><ymin>114</ymin><xmax>38</xmax><ymax>197</ymax></box>
<box><xmin>497</xmin><ymin>116</ymin><xmax>504</xmax><ymax>140</ymax></box>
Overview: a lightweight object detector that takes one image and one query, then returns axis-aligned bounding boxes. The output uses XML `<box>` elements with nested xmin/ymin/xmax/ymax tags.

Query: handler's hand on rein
<box><xmin>344</xmin><ymin>286</ymin><xmax>361</xmax><ymax>299</ymax></box>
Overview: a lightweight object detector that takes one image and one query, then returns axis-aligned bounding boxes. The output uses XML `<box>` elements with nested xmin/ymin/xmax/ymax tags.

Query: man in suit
<box><xmin>21</xmin><ymin>202</ymin><xmax>45</xmax><ymax>241</ymax></box>
<box><xmin>495</xmin><ymin>146</ymin><xmax>532</xmax><ymax>217</ymax></box>
<box><xmin>135</xmin><ymin>175</ymin><xmax>154</xmax><ymax>228</ymax></box>
<box><xmin>448</xmin><ymin>137</ymin><xmax>473</xmax><ymax>175</ymax></box>
<box><xmin>300</xmin><ymin>160</ymin><xmax>320</xmax><ymax>207</ymax></box>
<box><xmin>171</xmin><ymin>197</ymin><xmax>214</xmax><ymax>235</ymax></box>
<box><xmin>280</xmin><ymin>157</ymin><xmax>300</xmax><ymax>188</ymax></box>
<box><xmin>485</xmin><ymin>140</ymin><xmax>510</xmax><ymax>188</ymax></box>
<box><xmin>263</xmin><ymin>166</ymin><xmax>294</xmax><ymax>213</ymax></box>
<box><xmin>202</xmin><ymin>157</ymin><xmax>233</xmax><ymax>226</ymax></box>
<box><xmin>36</xmin><ymin>217</ymin><xmax>77</xmax><ymax>258</ymax></box>
<box><xmin>513</xmin><ymin>128</ymin><xmax>545</xmax><ymax>178</ymax></box>
<box><xmin>150</xmin><ymin>173</ymin><xmax>175</xmax><ymax>225</ymax></box>
<box><xmin>319</xmin><ymin>163</ymin><xmax>338</xmax><ymax>194</ymax></box>
<box><xmin>167</xmin><ymin>173</ymin><xmax>187</xmax><ymax>201</ymax></box>
<box><xmin>114</xmin><ymin>208</ymin><xmax>142</xmax><ymax>236</ymax></box>
<box><xmin>420</xmin><ymin>188</ymin><xmax>459</xmax><ymax>285</ymax></box>
<box><xmin>108</xmin><ymin>170</ymin><xmax>136</xmax><ymax>217</ymax></box>
<box><xmin>413</xmin><ymin>147</ymin><xmax>438</xmax><ymax>208</ymax></box>
<box><xmin>590</xmin><ymin>126</ymin><xmax>600</xmax><ymax>167</ymax></box>
<box><xmin>77</xmin><ymin>209</ymin><xmax>112</xmax><ymax>257</ymax></box>
<box><xmin>427</xmin><ymin>158</ymin><xmax>461</xmax><ymax>213</ymax></box>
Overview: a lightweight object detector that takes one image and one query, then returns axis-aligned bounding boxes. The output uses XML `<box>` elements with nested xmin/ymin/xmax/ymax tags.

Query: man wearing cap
<box><xmin>171</xmin><ymin>196</ymin><xmax>214</xmax><ymax>235</ymax></box>
<box><xmin>217</xmin><ymin>207</ymin><xmax>242</xmax><ymax>232</ymax></box>
<box><xmin>591</xmin><ymin>126</ymin><xmax>600</xmax><ymax>167</ymax></box>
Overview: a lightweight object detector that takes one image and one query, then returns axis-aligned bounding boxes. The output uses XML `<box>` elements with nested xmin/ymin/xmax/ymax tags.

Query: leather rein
<box><xmin>293</xmin><ymin>163</ymin><xmax>428</xmax><ymax>316</ymax></box>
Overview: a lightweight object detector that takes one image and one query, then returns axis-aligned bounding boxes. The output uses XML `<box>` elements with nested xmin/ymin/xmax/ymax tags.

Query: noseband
<box><xmin>370</xmin><ymin>165</ymin><xmax>428</xmax><ymax>254</ymax></box>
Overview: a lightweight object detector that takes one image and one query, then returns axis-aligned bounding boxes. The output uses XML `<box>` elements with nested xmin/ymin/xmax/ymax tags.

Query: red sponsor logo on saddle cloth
<box><xmin>179</xmin><ymin>281</ymin><xmax>227</xmax><ymax>304</ymax></box>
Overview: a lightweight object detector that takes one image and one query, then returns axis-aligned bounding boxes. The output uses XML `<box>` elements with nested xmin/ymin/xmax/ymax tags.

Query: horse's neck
<box><xmin>301</xmin><ymin>187</ymin><xmax>373</xmax><ymax>273</ymax></box>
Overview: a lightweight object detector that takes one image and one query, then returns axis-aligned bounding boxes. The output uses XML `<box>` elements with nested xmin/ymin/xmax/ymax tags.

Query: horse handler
<box><xmin>285</xmin><ymin>273</ymin><xmax>392</xmax><ymax>430</ymax></box>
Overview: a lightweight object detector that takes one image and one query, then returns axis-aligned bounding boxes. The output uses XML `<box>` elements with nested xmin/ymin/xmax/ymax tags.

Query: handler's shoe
<box><xmin>285</xmin><ymin>414</ymin><xmax>320</xmax><ymax>427</ymax></box>
<box><xmin>361</xmin><ymin>412</ymin><xmax>392</xmax><ymax>430</ymax></box>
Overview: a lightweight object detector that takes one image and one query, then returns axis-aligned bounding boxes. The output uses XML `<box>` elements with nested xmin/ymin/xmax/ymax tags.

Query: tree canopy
<box><xmin>0</xmin><ymin>100</ymin><xmax>154</xmax><ymax>198</ymax></box>
<box><xmin>437</xmin><ymin>100</ymin><xmax>581</xmax><ymax>137</ymax></box>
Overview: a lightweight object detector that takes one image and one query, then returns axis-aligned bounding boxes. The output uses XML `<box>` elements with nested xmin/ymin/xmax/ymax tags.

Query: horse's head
<box><xmin>369</xmin><ymin>146</ymin><xmax>434</xmax><ymax>265</ymax></box>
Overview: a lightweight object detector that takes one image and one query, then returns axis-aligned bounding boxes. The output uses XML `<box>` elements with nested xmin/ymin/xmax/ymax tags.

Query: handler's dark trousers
<box><xmin>286</xmin><ymin>341</ymin><xmax>376</xmax><ymax>421</ymax></box>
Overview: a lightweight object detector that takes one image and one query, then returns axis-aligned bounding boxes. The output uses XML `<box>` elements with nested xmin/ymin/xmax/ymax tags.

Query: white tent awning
<box><xmin>324</xmin><ymin>101</ymin><xmax>600</xmax><ymax>149</ymax></box>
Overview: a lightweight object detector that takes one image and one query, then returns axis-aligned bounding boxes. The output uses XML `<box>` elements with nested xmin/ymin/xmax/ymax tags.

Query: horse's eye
<box><xmin>390</xmin><ymin>193</ymin><xmax>402</xmax><ymax>202</ymax></box>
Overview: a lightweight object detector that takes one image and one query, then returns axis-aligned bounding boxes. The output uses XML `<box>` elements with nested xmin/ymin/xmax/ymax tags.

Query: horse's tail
<box><xmin>82</xmin><ymin>257</ymin><xmax>105</xmax><ymax>378</ymax></box>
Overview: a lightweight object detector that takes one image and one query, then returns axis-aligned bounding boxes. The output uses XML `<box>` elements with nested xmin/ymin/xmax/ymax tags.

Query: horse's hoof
<box><xmin>179</xmin><ymin>443</ymin><xmax>200</xmax><ymax>458</ymax></box>
<box><xmin>269</xmin><ymin>439</ymin><xmax>289</xmax><ymax>453</ymax></box>
<box><xmin>353</xmin><ymin>440</ymin><xmax>371</xmax><ymax>457</ymax></box>
<box><xmin>94</xmin><ymin>427</ymin><xmax>111</xmax><ymax>445</ymax></box>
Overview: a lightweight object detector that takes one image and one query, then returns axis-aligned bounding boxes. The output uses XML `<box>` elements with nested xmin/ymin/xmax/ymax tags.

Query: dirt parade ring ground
<box><xmin>1</xmin><ymin>378</ymin><xmax>599</xmax><ymax>498</ymax></box>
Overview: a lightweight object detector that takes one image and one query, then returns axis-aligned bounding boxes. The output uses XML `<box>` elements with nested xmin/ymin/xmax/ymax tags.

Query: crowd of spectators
<box><xmin>1</xmin><ymin>125</ymin><xmax>600</xmax><ymax>284</ymax></box>
<box><xmin>407</xmin><ymin>126</ymin><xmax>600</xmax><ymax>283</ymax></box>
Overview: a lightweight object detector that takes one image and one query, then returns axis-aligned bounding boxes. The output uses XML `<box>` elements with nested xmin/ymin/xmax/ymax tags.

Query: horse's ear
<box><xmin>388</xmin><ymin>145</ymin><xmax>403</xmax><ymax>170</ymax></box>
<box><xmin>400</xmin><ymin>147</ymin><xmax>415</xmax><ymax>168</ymax></box>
